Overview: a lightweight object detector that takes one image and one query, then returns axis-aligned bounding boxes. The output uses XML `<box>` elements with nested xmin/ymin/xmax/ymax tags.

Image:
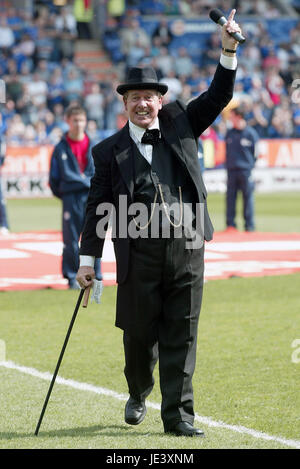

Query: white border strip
<box><xmin>1</xmin><ymin>360</ymin><xmax>299</xmax><ymax>449</ymax></box>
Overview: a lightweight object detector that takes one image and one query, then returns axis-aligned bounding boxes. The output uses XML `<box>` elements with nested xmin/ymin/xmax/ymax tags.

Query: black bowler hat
<box><xmin>116</xmin><ymin>66</ymin><xmax>168</xmax><ymax>95</ymax></box>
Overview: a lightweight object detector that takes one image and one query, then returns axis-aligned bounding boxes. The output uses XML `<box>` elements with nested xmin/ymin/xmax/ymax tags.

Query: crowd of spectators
<box><xmin>126</xmin><ymin>0</ymin><xmax>282</xmax><ymax>17</ymax></box>
<box><xmin>0</xmin><ymin>0</ymin><xmax>300</xmax><ymax>150</ymax></box>
<box><xmin>108</xmin><ymin>3</ymin><xmax>300</xmax><ymax>140</ymax></box>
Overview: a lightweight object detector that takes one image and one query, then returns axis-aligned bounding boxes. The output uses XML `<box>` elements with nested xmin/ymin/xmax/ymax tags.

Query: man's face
<box><xmin>124</xmin><ymin>89</ymin><xmax>163</xmax><ymax>129</ymax></box>
<box><xmin>230</xmin><ymin>111</ymin><xmax>246</xmax><ymax>130</ymax></box>
<box><xmin>66</xmin><ymin>113</ymin><xmax>87</xmax><ymax>137</ymax></box>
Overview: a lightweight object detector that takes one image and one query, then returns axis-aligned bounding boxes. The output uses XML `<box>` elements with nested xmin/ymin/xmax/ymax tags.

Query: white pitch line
<box><xmin>1</xmin><ymin>360</ymin><xmax>299</xmax><ymax>449</ymax></box>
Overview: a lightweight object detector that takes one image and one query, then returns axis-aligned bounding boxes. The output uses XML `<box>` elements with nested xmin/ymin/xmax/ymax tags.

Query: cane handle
<box><xmin>82</xmin><ymin>285</ymin><xmax>91</xmax><ymax>308</ymax></box>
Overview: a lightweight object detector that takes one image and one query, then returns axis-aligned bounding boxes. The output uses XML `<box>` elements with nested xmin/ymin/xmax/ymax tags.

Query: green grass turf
<box><xmin>0</xmin><ymin>274</ymin><xmax>299</xmax><ymax>449</ymax></box>
<box><xmin>1</xmin><ymin>192</ymin><xmax>299</xmax><ymax>448</ymax></box>
<box><xmin>206</xmin><ymin>191</ymin><xmax>300</xmax><ymax>233</ymax></box>
<box><xmin>5</xmin><ymin>191</ymin><xmax>300</xmax><ymax>233</ymax></box>
<box><xmin>6</xmin><ymin>197</ymin><xmax>61</xmax><ymax>232</ymax></box>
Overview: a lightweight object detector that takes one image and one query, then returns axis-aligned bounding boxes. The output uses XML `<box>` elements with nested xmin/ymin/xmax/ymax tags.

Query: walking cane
<box><xmin>34</xmin><ymin>285</ymin><xmax>91</xmax><ymax>436</ymax></box>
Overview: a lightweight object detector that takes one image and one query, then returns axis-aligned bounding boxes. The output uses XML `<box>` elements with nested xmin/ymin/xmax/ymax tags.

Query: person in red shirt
<box><xmin>49</xmin><ymin>104</ymin><xmax>102</xmax><ymax>288</ymax></box>
<box><xmin>66</xmin><ymin>132</ymin><xmax>89</xmax><ymax>173</ymax></box>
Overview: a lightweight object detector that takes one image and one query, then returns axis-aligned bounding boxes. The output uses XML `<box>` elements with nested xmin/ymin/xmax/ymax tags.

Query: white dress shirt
<box><xmin>128</xmin><ymin>117</ymin><xmax>160</xmax><ymax>165</ymax></box>
<box><xmin>220</xmin><ymin>52</ymin><xmax>237</xmax><ymax>70</ymax></box>
<box><xmin>80</xmin><ymin>53</ymin><xmax>237</xmax><ymax>268</ymax></box>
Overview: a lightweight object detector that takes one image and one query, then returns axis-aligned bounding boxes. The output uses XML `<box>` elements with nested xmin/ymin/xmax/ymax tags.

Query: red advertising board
<box><xmin>202</xmin><ymin>139</ymin><xmax>300</xmax><ymax>168</ymax></box>
<box><xmin>1</xmin><ymin>140</ymin><xmax>300</xmax><ymax>197</ymax></box>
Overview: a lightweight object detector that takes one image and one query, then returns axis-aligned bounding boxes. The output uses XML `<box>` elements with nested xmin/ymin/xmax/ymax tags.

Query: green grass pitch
<box><xmin>0</xmin><ymin>193</ymin><xmax>299</xmax><ymax>449</ymax></box>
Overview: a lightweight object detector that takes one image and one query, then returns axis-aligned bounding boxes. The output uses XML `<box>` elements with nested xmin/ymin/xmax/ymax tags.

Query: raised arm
<box><xmin>186</xmin><ymin>9</ymin><xmax>243</xmax><ymax>138</ymax></box>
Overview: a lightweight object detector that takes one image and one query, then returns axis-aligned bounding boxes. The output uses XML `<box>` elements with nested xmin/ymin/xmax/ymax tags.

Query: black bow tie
<box><xmin>141</xmin><ymin>129</ymin><xmax>160</xmax><ymax>145</ymax></box>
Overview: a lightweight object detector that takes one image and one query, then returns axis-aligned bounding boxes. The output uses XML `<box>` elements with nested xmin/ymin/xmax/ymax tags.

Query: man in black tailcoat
<box><xmin>76</xmin><ymin>10</ymin><xmax>242</xmax><ymax>437</ymax></box>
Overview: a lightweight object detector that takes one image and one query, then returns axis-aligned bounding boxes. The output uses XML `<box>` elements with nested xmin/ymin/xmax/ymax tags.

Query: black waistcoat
<box><xmin>132</xmin><ymin>137</ymin><xmax>197</xmax><ymax>237</ymax></box>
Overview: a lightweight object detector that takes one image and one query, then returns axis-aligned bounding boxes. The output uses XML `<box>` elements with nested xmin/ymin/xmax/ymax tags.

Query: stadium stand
<box><xmin>0</xmin><ymin>0</ymin><xmax>300</xmax><ymax>150</ymax></box>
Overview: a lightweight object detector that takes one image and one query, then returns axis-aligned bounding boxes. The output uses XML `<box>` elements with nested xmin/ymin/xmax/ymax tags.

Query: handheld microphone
<box><xmin>209</xmin><ymin>8</ymin><xmax>246</xmax><ymax>44</ymax></box>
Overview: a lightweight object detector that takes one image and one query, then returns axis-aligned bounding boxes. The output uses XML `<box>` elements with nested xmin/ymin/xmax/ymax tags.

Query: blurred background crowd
<box><xmin>0</xmin><ymin>0</ymin><xmax>300</xmax><ymax>148</ymax></box>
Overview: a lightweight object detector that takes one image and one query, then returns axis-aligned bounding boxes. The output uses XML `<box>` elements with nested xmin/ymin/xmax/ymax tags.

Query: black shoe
<box><xmin>166</xmin><ymin>422</ymin><xmax>205</xmax><ymax>437</ymax></box>
<box><xmin>125</xmin><ymin>397</ymin><xmax>146</xmax><ymax>425</ymax></box>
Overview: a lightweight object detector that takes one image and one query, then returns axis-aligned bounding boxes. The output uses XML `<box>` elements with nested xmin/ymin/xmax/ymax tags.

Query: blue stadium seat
<box><xmin>103</xmin><ymin>33</ymin><xmax>125</xmax><ymax>63</ymax></box>
<box><xmin>139</xmin><ymin>0</ymin><xmax>165</xmax><ymax>15</ymax></box>
<box><xmin>265</xmin><ymin>18</ymin><xmax>298</xmax><ymax>44</ymax></box>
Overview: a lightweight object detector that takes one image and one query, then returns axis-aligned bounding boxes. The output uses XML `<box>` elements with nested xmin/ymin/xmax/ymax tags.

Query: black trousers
<box><xmin>117</xmin><ymin>235</ymin><xmax>204</xmax><ymax>431</ymax></box>
<box><xmin>226</xmin><ymin>169</ymin><xmax>255</xmax><ymax>230</ymax></box>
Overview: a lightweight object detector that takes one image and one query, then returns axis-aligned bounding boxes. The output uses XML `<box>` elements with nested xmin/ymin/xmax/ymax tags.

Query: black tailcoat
<box><xmin>80</xmin><ymin>63</ymin><xmax>236</xmax><ymax>288</ymax></box>
<box><xmin>80</xmin><ymin>63</ymin><xmax>236</xmax><ymax>428</ymax></box>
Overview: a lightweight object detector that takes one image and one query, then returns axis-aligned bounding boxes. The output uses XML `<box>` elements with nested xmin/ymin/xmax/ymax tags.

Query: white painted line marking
<box><xmin>0</xmin><ymin>249</ymin><xmax>30</xmax><ymax>259</ymax></box>
<box><xmin>0</xmin><ymin>360</ymin><xmax>299</xmax><ymax>448</ymax></box>
<box><xmin>14</xmin><ymin>242</ymin><xmax>62</xmax><ymax>256</ymax></box>
<box><xmin>207</xmin><ymin>241</ymin><xmax>300</xmax><ymax>252</ymax></box>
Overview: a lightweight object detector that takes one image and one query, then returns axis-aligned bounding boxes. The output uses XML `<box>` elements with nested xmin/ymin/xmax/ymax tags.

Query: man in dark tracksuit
<box><xmin>225</xmin><ymin>107</ymin><xmax>259</xmax><ymax>232</ymax></box>
<box><xmin>49</xmin><ymin>104</ymin><xmax>101</xmax><ymax>288</ymax></box>
<box><xmin>0</xmin><ymin>132</ymin><xmax>9</xmax><ymax>235</ymax></box>
<box><xmin>77</xmin><ymin>10</ymin><xmax>242</xmax><ymax>436</ymax></box>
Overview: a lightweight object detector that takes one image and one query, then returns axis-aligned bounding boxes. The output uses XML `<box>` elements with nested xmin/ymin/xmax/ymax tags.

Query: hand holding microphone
<box><xmin>209</xmin><ymin>8</ymin><xmax>245</xmax><ymax>53</ymax></box>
